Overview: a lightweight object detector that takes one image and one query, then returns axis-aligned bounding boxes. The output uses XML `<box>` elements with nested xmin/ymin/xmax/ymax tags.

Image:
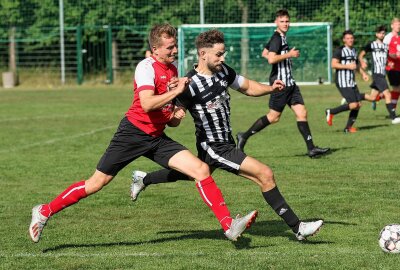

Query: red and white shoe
<box><xmin>224</xmin><ymin>210</ymin><xmax>258</xmax><ymax>241</ymax></box>
<box><xmin>29</xmin><ymin>204</ymin><xmax>49</xmax><ymax>243</ymax></box>
<box><xmin>344</xmin><ymin>127</ymin><xmax>358</xmax><ymax>133</ymax></box>
<box><xmin>325</xmin><ymin>109</ymin><xmax>334</xmax><ymax>126</ymax></box>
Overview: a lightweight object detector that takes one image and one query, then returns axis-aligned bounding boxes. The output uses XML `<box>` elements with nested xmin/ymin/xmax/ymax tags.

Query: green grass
<box><xmin>1</xmin><ymin>83</ymin><xmax>400</xmax><ymax>269</ymax></box>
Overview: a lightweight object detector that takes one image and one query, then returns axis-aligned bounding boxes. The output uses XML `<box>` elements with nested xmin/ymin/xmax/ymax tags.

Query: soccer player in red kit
<box><xmin>29</xmin><ymin>24</ymin><xmax>257</xmax><ymax>243</ymax></box>
<box><xmin>383</xmin><ymin>18</ymin><xmax>400</xmax><ymax>108</ymax></box>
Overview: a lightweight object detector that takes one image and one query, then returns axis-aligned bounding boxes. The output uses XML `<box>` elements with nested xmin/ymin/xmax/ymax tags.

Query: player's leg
<box><xmin>388</xmin><ymin>71</ymin><xmax>400</xmax><ymax>109</ymax></box>
<box><xmin>382</xmin><ymin>89</ymin><xmax>400</xmax><ymax>124</ymax></box>
<box><xmin>238</xmin><ymin>156</ymin><xmax>323</xmax><ymax>240</ymax></box>
<box><xmin>152</xmin><ymin>135</ymin><xmax>256</xmax><ymax>240</ymax></box>
<box><xmin>344</xmin><ymin>101</ymin><xmax>361</xmax><ymax>133</ymax></box>
<box><xmin>291</xmin><ymin>103</ymin><xmax>330</xmax><ymax>157</ymax></box>
<box><xmin>362</xmin><ymin>89</ymin><xmax>379</xmax><ymax>102</ymax></box>
<box><xmin>29</xmin><ymin>117</ymin><xmax>149</xmax><ymax>243</ymax></box>
<box><xmin>325</xmin><ymin>87</ymin><xmax>352</xmax><ymax>126</ymax></box>
<box><xmin>236</xmin><ymin>90</ymin><xmax>287</xmax><ymax>151</ymax></box>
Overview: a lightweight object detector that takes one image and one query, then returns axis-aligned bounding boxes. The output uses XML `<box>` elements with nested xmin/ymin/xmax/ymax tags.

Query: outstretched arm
<box><xmin>237</xmin><ymin>77</ymin><xmax>285</xmax><ymax>97</ymax></box>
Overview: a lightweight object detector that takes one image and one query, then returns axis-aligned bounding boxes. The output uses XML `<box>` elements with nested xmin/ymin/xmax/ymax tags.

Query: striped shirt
<box><xmin>333</xmin><ymin>46</ymin><xmax>358</xmax><ymax>88</ymax></box>
<box><xmin>265</xmin><ymin>31</ymin><xmax>296</xmax><ymax>86</ymax></box>
<box><xmin>364</xmin><ymin>41</ymin><xmax>388</xmax><ymax>75</ymax></box>
<box><xmin>176</xmin><ymin>63</ymin><xmax>242</xmax><ymax>143</ymax></box>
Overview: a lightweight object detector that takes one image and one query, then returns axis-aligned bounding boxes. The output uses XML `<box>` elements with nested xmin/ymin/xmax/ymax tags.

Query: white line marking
<box><xmin>0</xmin><ymin>126</ymin><xmax>115</xmax><ymax>153</ymax></box>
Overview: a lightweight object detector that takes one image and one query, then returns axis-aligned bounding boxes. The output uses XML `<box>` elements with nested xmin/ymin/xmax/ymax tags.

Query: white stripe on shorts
<box><xmin>200</xmin><ymin>142</ymin><xmax>240</xmax><ymax>171</ymax></box>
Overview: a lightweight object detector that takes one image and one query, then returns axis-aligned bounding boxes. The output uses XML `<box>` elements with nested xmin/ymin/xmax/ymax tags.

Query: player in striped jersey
<box><xmin>236</xmin><ymin>9</ymin><xmax>330</xmax><ymax>158</ymax></box>
<box><xmin>130</xmin><ymin>29</ymin><xmax>324</xmax><ymax>241</ymax></box>
<box><xmin>358</xmin><ymin>25</ymin><xmax>400</xmax><ymax>124</ymax></box>
<box><xmin>325</xmin><ymin>30</ymin><xmax>369</xmax><ymax>133</ymax></box>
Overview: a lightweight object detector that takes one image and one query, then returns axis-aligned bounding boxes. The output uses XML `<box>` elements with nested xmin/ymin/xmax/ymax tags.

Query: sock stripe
<box><xmin>61</xmin><ymin>185</ymin><xmax>85</xmax><ymax>200</ymax></box>
<box><xmin>196</xmin><ymin>182</ymin><xmax>213</xmax><ymax>207</ymax></box>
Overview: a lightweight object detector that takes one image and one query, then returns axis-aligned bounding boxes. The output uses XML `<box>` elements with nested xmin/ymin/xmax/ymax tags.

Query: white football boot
<box><xmin>295</xmin><ymin>220</ymin><xmax>323</xmax><ymax>241</ymax></box>
<box><xmin>130</xmin><ymin>170</ymin><xmax>147</xmax><ymax>201</ymax></box>
<box><xmin>225</xmin><ymin>210</ymin><xmax>258</xmax><ymax>241</ymax></box>
<box><xmin>29</xmin><ymin>204</ymin><xmax>49</xmax><ymax>243</ymax></box>
<box><xmin>391</xmin><ymin>117</ymin><xmax>400</xmax><ymax>125</ymax></box>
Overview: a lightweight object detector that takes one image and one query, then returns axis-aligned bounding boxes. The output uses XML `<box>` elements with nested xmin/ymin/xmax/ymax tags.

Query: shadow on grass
<box><xmin>357</xmin><ymin>124</ymin><xmax>388</xmax><ymax>130</ymax></box>
<box><xmin>42</xmin><ymin>219</ymin><xmax>348</xmax><ymax>253</ymax></box>
<box><xmin>290</xmin><ymin>147</ymin><xmax>352</xmax><ymax>158</ymax></box>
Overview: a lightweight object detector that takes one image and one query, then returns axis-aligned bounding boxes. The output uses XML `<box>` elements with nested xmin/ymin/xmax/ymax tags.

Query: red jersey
<box><xmin>126</xmin><ymin>56</ymin><xmax>177</xmax><ymax>137</ymax></box>
<box><xmin>384</xmin><ymin>32</ymin><xmax>400</xmax><ymax>71</ymax></box>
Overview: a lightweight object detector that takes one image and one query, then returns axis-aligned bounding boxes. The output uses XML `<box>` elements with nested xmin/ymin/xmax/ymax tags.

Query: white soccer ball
<box><xmin>378</xmin><ymin>224</ymin><xmax>400</xmax><ymax>253</ymax></box>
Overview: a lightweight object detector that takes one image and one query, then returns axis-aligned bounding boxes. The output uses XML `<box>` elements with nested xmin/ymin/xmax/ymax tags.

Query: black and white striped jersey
<box><xmin>265</xmin><ymin>31</ymin><xmax>296</xmax><ymax>87</ymax></box>
<box><xmin>364</xmin><ymin>41</ymin><xmax>388</xmax><ymax>75</ymax></box>
<box><xmin>333</xmin><ymin>46</ymin><xmax>358</xmax><ymax>88</ymax></box>
<box><xmin>176</xmin><ymin>63</ymin><xmax>240</xmax><ymax>143</ymax></box>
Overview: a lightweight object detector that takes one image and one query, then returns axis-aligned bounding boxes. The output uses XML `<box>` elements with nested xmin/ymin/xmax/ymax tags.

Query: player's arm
<box><xmin>267</xmin><ymin>47</ymin><xmax>299</xmax><ymax>64</ymax></box>
<box><xmin>167</xmin><ymin>106</ymin><xmax>187</xmax><ymax>127</ymax></box>
<box><xmin>331</xmin><ymin>58</ymin><xmax>357</xmax><ymax>70</ymax></box>
<box><xmin>261</xmin><ymin>48</ymin><xmax>269</xmax><ymax>60</ymax></box>
<box><xmin>358</xmin><ymin>50</ymin><xmax>368</xmax><ymax>70</ymax></box>
<box><xmin>139</xmin><ymin>77</ymin><xmax>190</xmax><ymax>112</ymax></box>
<box><xmin>234</xmin><ymin>76</ymin><xmax>284</xmax><ymax>97</ymax></box>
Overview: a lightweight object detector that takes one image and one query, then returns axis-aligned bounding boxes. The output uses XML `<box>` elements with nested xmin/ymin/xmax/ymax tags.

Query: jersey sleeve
<box><xmin>264</xmin><ymin>40</ymin><xmax>270</xmax><ymax>50</ymax></box>
<box><xmin>332</xmin><ymin>47</ymin><xmax>342</xmax><ymax>60</ymax></box>
<box><xmin>222</xmin><ymin>64</ymin><xmax>237</xmax><ymax>86</ymax></box>
<box><xmin>363</xmin><ymin>42</ymin><xmax>372</xmax><ymax>53</ymax></box>
<box><xmin>175</xmin><ymin>87</ymin><xmax>193</xmax><ymax>109</ymax></box>
<box><xmin>134</xmin><ymin>60</ymin><xmax>155</xmax><ymax>92</ymax></box>
<box><xmin>268</xmin><ymin>34</ymin><xmax>281</xmax><ymax>54</ymax></box>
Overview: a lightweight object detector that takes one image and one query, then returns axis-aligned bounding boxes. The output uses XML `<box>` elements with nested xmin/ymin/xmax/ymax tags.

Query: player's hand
<box><xmin>347</xmin><ymin>62</ymin><xmax>357</xmax><ymax>70</ymax></box>
<box><xmin>360</xmin><ymin>61</ymin><xmax>367</xmax><ymax>70</ymax></box>
<box><xmin>362</xmin><ymin>73</ymin><xmax>369</xmax><ymax>82</ymax></box>
<box><xmin>172</xmin><ymin>106</ymin><xmax>186</xmax><ymax>120</ymax></box>
<box><xmin>174</xmin><ymin>77</ymin><xmax>191</xmax><ymax>94</ymax></box>
<box><xmin>289</xmin><ymin>47</ymin><xmax>300</xmax><ymax>58</ymax></box>
<box><xmin>167</xmin><ymin>77</ymin><xmax>179</xmax><ymax>91</ymax></box>
<box><xmin>271</xmin><ymin>80</ymin><xmax>285</xmax><ymax>91</ymax></box>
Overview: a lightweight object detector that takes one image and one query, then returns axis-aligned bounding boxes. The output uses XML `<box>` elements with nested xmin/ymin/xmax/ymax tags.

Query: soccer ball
<box><xmin>378</xmin><ymin>224</ymin><xmax>400</xmax><ymax>253</ymax></box>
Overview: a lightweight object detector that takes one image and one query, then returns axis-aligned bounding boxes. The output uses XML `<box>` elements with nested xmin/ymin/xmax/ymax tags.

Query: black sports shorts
<box><xmin>269</xmin><ymin>84</ymin><xmax>305</xmax><ymax>112</ymax></box>
<box><xmin>387</xmin><ymin>70</ymin><xmax>400</xmax><ymax>87</ymax></box>
<box><xmin>337</xmin><ymin>85</ymin><xmax>362</xmax><ymax>103</ymax></box>
<box><xmin>196</xmin><ymin>138</ymin><xmax>246</xmax><ymax>175</ymax></box>
<box><xmin>370</xmin><ymin>73</ymin><xmax>389</xmax><ymax>92</ymax></box>
<box><xmin>97</xmin><ymin>117</ymin><xmax>187</xmax><ymax>176</ymax></box>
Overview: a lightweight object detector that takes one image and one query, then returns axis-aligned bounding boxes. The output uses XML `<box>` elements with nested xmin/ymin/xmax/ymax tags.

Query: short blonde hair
<box><xmin>392</xmin><ymin>18</ymin><xmax>400</xmax><ymax>24</ymax></box>
<box><xmin>148</xmin><ymin>24</ymin><xmax>177</xmax><ymax>49</ymax></box>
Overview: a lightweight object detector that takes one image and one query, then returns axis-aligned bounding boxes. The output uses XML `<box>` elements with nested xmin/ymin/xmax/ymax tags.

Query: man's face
<box><xmin>391</xmin><ymin>20</ymin><xmax>400</xmax><ymax>33</ymax></box>
<box><xmin>343</xmin><ymin>34</ymin><xmax>354</xmax><ymax>47</ymax></box>
<box><xmin>201</xmin><ymin>43</ymin><xmax>226</xmax><ymax>73</ymax></box>
<box><xmin>153</xmin><ymin>34</ymin><xmax>178</xmax><ymax>64</ymax></box>
<box><xmin>376</xmin><ymin>30</ymin><xmax>385</xmax><ymax>41</ymax></box>
<box><xmin>275</xmin><ymin>15</ymin><xmax>290</xmax><ymax>33</ymax></box>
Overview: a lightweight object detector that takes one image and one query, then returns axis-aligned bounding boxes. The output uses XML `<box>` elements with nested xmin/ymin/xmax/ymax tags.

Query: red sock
<box><xmin>196</xmin><ymin>176</ymin><xmax>232</xmax><ymax>231</ymax></box>
<box><xmin>391</xmin><ymin>91</ymin><xmax>399</xmax><ymax>108</ymax></box>
<box><xmin>40</xmin><ymin>180</ymin><xmax>87</xmax><ymax>217</ymax></box>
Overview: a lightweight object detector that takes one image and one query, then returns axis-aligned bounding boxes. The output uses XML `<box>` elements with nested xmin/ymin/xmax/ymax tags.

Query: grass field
<box><xmin>1</xmin><ymin>83</ymin><xmax>400</xmax><ymax>269</ymax></box>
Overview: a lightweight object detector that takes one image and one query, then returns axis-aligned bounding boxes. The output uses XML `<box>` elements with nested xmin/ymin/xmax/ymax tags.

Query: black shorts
<box><xmin>370</xmin><ymin>74</ymin><xmax>389</xmax><ymax>92</ymax></box>
<box><xmin>196</xmin><ymin>139</ymin><xmax>246</xmax><ymax>175</ymax></box>
<box><xmin>337</xmin><ymin>86</ymin><xmax>362</xmax><ymax>103</ymax></box>
<box><xmin>269</xmin><ymin>84</ymin><xmax>305</xmax><ymax>112</ymax></box>
<box><xmin>97</xmin><ymin>117</ymin><xmax>187</xmax><ymax>176</ymax></box>
<box><xmin>387</xmin><ymin>70</ymin><xmax>400</xmax><ymax>87</ymax></box>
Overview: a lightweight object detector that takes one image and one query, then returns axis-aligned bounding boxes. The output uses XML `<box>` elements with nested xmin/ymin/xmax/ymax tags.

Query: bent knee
<box><xmin>258</xmin><ymin>166</ymin><xmax>276</xmax><ymax>189</ymax></box>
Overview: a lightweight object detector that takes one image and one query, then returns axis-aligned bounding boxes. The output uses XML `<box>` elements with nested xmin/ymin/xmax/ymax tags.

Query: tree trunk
<box><xmin>238</xmin><ymin>0</ymin><xmax>248</xmax><ymax>76</ymax></box>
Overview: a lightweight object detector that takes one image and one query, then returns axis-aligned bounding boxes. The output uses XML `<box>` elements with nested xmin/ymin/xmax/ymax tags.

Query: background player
<box><xmin>29</xmin><ymin>24</ymin><xmax>257</xmax><ymax>243</ymax></box>
<box><xmin>236</xmin><ymin>9</ymin><xmax>329</xmax><ymax>158</ymax></box>
<box><xmin>130</xmin><ymin>29</ymin><xmax>324</xmax><ymax>241</ymax></box>
<box><xmin>383</xmin><ymin>18</ymin><xmax>400</xmax><ymax>109</ymax></box>
<box><xmin>325</xmin><ymin>30</ymin><xmax>369</xmax><ymax>133</ymax></box>
<box><xmin>358</xmin><ymin>25</ymin><xmax>400</xmax><ymax>124</ymax></box>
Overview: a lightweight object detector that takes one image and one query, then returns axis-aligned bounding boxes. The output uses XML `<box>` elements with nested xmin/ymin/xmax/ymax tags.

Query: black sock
<box><xmin>386</xmin><ymin>103</ymin><xmax>397</xmax><ymax>119</ymax></box>
<box><xmin>330</xmin><ymin>104</ymin><xmax>350</xmax><ymax>115</ymax></box>
<box><xmin>346</xmin><ymin>109</ymin><xmax>359</xmax><ymax>128</ymax></box>
<box><xmin>143</xmin><ymin>169</ymin><xmax>190</xmax><ymax>186</ymax></box>
<box><xmin>262</xmin><ymin>187</ymin><xmax>300</xmax><ymax>233</ymax></box>
<box><xmin>297</xmin><ymin>121</ymin><xmax>315</xmax><ymax>151</ymax></box>
<box><xmin>359</xmin><ymin>93</ymin><xmax>366</xmax><ymax>100</ymax></box>
<box><xmin>242</xmin><ymin>115</ymin><xmax>270</xmax><ymax>139</ymax></box>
